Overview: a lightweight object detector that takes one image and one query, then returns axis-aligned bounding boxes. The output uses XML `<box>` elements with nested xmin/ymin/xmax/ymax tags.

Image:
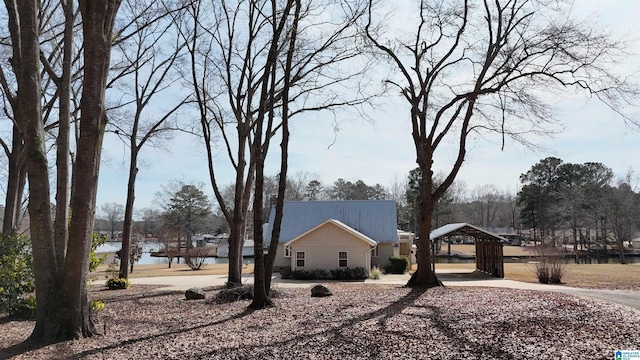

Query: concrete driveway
<box><xmin>126</xmin><ymin>269</ymin><xmax>640</xmax><ymax>311</ymax></box>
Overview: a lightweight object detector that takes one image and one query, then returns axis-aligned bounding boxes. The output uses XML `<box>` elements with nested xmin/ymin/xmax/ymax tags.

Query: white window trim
<box><xmin>338</xmin><ymin>251</ymin><xmax>348</xmax><ymax>268</ymax></box>
<box><xmin>372</xmin><ymin>246</ymin><xmax>379</xmax><ymax>257</ymax></box>
<box><xmin>284</xmin><ymin>246</ymin><xmax>292</xmax><ymax>258</ymax></box>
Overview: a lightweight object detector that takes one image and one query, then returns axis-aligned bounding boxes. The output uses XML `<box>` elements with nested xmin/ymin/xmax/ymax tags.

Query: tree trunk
<box><xmin>227</xmin><ymin>224</ymin><xmax>244</xmax><ymax>287</ymax></box>
<box><xmin>45</xmin><ymin>0</ymin><xmax>121</xmax><ymax>341</ymax></box>
<box><xmin>53</xmin><ymin>0</ymin><xmax>74</xmax><ymax>276</ymax></box>
<box><xmin>264</xmin><ymin>0</ymin><xmax>297</xmax><ymax>296</ymax></box>
<box><xmin>406</xmin><ymin>164</ymin><xmax>441</xmax><ymax>287</ymax></box>
<box><xmin>2</xmin><ymin>132</ymin><xmax>25</xmax><ymax>235</ymax></box>
<box><xmin>617</xmin><ymin>238</ymin><xmax>626</xmax><ymax>264</ymax></box>
<box><xmin>17</xmin><ymin>0</ymin><xmax>64</xmax><ymax>343</ymax></box>
<box><xmin>249</xmin><ymin>144</ymin><xmax>271</xmax><ymax>309</ymax></box>
<box><xmin>119</xmin><ymin>156</ymin><xmax>138</xmax><ymax>279</ymax></box>
<box><xmin>572</xmin><ymin>223</ymin><xmax>578</xmax><ymax>264</ymax></box>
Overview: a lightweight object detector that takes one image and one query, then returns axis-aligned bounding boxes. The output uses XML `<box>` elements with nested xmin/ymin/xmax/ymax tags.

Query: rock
<box><xmin>310</xmin><ymin>285</ymin><xmax>332</xmax><ymax>297</ymax></box>
<box><xmin>185</xmin><ymin>287</ymin><xmax>206</xmax><ymax>300</ymax></box>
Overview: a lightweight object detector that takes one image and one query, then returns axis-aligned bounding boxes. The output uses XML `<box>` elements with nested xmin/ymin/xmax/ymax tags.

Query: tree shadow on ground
<box><xmin>197</xmin><ymin>285</ymin><xmax>517</xmax><ymax>358</ymax></box>
<box><xmin>197</xmin><ymin>286</ymin><xmax>427</xmax><ymax>358</ymax></box>
<box><xmin>420</xmin><ymin>305</ymin><xmax>513</xmax><ymax>358</ymax></box>
<box><xmin>65</xmin><ymin>308</ymin><xmax>253</xmax><ymax>360</ymax></box>
<box><xmin>0</xmin><ymin>286</ymin><xmax>242</xmax><ymax>359</ymax></box>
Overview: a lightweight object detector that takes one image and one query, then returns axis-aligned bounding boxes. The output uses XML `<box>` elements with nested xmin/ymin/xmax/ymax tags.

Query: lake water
<box><xmin>99</xmin><ymin>241</ymin><xmax>637</xmax><ymax>266</ymax></box>
<box><xmin>98</xmin><ymin>241</ymin><xmax>254</xmax><ymax>265</ymax></box>
<box><xmin>435</xmin><ymin>255</ymin><xmax>640</xmax><ymax>264</ymax></box>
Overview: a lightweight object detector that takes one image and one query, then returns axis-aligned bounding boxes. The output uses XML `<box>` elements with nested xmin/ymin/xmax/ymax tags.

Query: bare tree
<box><xmin>607</xmin><ymin>172</ymin><xmax>640</xmax><ymax>264</ymax></box>
<box><xmin>101</xmin><ymin>202</ymin><xmax>125</xmax><ymax>239</ymax></box>
<box><xmin>467</xmin><ymin>184</ymin><xmax>507</xmax><ymax>227</ymax></box>
<box><xmin>0</xmin><ymin>0</ymin><xmax>80</xmax><ymax>236</ymax></box>
<box><xmin>365</xmin><ymin>0</ymin><xmax>637</xmax><ymax>287</ymax></box>
<box><xmin>177</xmin><ymin>0</ymin><xmax>372</xmax><ymax>290</ymax></box>
<box><xmin>108</xmin><ymin>0</ymin><xmax>188</xmax><ymax>279</ymax></box>
<box><xmin>7</xmin><ymin>0</ymin><xmax>122</xmax><ymax>344</ymax></box>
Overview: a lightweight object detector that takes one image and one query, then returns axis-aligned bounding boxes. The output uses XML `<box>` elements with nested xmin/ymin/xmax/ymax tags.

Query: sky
<box><xmin>95</xmin><ymin>1</ymin><xmax>640</xmax><ymax>214</ymax></box>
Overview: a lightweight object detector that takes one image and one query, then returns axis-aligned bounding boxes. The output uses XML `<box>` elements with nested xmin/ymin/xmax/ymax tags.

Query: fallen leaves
<box><xmin>1</xmin><ymin>284</ymin><xmax>639</xmax><ymax>359</ymax></box>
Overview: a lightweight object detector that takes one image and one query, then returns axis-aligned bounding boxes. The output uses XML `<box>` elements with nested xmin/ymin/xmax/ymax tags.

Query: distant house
<box><xmin>216</xmin><ymin>239</ymin><xmax>254</xmax><ymax>258</ymax></box>
<box><xmin>264</xmin><ymin>200</ymin><xmax>400</xmax><ymax>272</ymax></box>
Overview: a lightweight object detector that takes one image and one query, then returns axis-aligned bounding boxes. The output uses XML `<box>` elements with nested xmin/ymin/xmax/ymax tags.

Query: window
<box><xmin>296</xmin><ymin>251</ymin><xmax>305</xmax><ymax>267</ymax></box>
<box><xmin>284</xmin><ymin>246</ymin><xmax>292</xmax><ymax>258</ymax></box>
<box><xmin>372</xmin><ymin>246</ymin><xmax>379</xmax><ymax>257</ymax></box>
<box><xmin>338</xmin><ymin>251</ymin><xmax>348</xmax><ymax>267</ymax></box>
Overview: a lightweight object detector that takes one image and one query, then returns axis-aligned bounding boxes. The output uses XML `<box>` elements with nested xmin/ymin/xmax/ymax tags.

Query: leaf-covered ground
<box><xmin>1</xmin><ymin>284</ymin><xmax>639</xmax><ymax>359</ymax></box>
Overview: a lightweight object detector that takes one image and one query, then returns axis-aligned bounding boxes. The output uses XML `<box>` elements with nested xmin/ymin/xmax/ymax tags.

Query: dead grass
<box><xmin>503</xmin><ymin>262</ymin><xmax>640</xmax><ymax>291</ymax></box>
<box><xmin>92</xmin><ymin>263</ymin><xmax>254</xmax><ymax>280</ymax></box>
<box><xmin>446</xmin><ymin>244</ymin><xmax>536</xmax><ymax>257</ymax></box>
<box><xmin>431</xmin><ymin>262</ymin><xmax>640</xmax><ymax>291</ymax></box>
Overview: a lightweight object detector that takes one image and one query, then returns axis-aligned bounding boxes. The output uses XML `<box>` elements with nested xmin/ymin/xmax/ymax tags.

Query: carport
<box><xmin>431</xmin><ymin>223</ymin><xmax>505</xmax><ymax>277</ymax></box>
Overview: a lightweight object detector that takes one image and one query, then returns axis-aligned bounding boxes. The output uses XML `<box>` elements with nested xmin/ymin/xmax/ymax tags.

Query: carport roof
<box><xmin>430</xmin><ymin>223</ymin><xmax>507</xmax><ymax>242</ymax></box>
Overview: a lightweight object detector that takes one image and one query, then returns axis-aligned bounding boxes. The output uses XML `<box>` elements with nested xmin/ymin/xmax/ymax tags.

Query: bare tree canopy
<box><xmin>177</xmin><ymin>0</ymin><xmax>374</xmax><ymax>289</ymax></box>
<box><xmin>365</xmin><ymin>0</ymin><xmax>639</xmax><ymax>286</ymax></box>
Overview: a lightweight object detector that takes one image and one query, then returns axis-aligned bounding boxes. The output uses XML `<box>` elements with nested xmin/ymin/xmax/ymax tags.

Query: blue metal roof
<box><xmin>264</xmin><ymin>200</ymin><xmax>398</xmax><ymax>244</ymax></box>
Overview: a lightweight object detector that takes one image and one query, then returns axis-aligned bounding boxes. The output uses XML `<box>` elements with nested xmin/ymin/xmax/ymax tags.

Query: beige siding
<box><xmin>371</xmin><ymin>243</ymin><xmax>395</xmax><ymax>268</ymax></box>
<box><xmin>289</xmin><ymin>222</ymin><xmax>371</xmax><ymax>271</ymax></box>
<box><xmin>272</xmin><ymin>244</ymin><xmax>290</xmax><ymax>271</ymax></box>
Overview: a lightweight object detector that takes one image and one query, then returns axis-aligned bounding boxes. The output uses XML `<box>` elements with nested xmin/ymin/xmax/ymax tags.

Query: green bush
<box><xmin>330</xmin><ymin>267</ymin><xmax>368</xmax><ymax>280</ymax></box>
<box><xmin>388</xmin><ymin>256</ymin><xmax>409</xmax><ymax>274</ymax></box>
<box><xmin>106</xmin><ymin>277</ymin><xmax>130</xmax><ymax>290</ymax></box>
<box><xmin>289</xmin><ymin>267</ymin><xmax>368</xmax><ymax>280</ymax></box>
<box><xmin>0</xmin><ymin>234</ymin><xmax>35</xmax><ymax>318</ymax></box>
<box><xmin>280</xmin><ymin>267</ymin><xmax>292</xmax><ymax>279</ymax></box>
<box><xmin>9</xmin><ymin>296</ymin><xmax>36</xmax><ymax>319</ymax></box>
<box><xmin>290</xmin><ymin>269</ymin><xmax>330</xmax><ymax>280</ymax></box>
<box><xmin>91</xmin><ymin>299</ymin><xmax>106</xmax><ymax>311</ymax></box>
<box><xmin>89</xmin><ymin>233</ymin><xmax>107</xmax><ymax>273</ymax></box>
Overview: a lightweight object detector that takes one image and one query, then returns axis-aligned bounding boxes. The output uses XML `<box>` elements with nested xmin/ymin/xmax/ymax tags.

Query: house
<box><xmin>264</xmin><ymin>200</ymin><xmax>399</xmax><ymax>272</ymax></box>
<box><xmin>216</xmin><ymin>239</ymin><xmax>255</xmax><ymax>258</ymax></box>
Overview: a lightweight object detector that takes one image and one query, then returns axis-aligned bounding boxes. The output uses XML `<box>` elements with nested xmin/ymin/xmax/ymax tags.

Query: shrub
<box><xmin>0</xmin><ymin>234</ymin><xmax>35</xmax><ymax>318</ymax></box>
<box><xmin>369</xmin><ymin>266</ymin><xmax>382</xmax><ymax>280</ymax></box>
<box><xmin>280</xmin><ymin>267</ymin><xmax>292</xmax><ymax>279</ymax></box>
<box><xmin>531</xmin><ymin>245</ymin><xmax>567</xmax><ymax>284</ymax></box>
<box><xmin>289</xmin><ymin>267</ymin><xmax>368</xmax><ymax>280</ymax></box>
<box><xmin>534</xmin><ymin>262</ymin><xmax>550</xmax><ymax>284</ymax></box>
<box><xmin>91</xmin><ymin>299</ymin><xmax>106</xmax><ymax>311</ymax></box>
<box><xmin>549</xmin><ymin>259</ymin><xmax>566</xmax><ymax>284</ymax></box>
<box><xmin>312</xmin><ymin>269</ymin><xmax>330</xmax><ymax>279</ymax></box>
<box><xmin>9</xmin><ymin>296</ymin><xmax>36</xmax><ymax>319</ymax></box>
<box><xmin>184</xmin><ymin>247</ymin><xmax>209</xmax><ymax>270</ymax></box>
<box><xmin>350</xmin><ymin>267</ymin><xmax>368</xmax><ymax>279</ymax></box>
<box><xmin>290</xmin><ymin>269</ymin><xmax>330</xmax><ymax>280</ymax></box>
<box><xmin>329</xmin><ymin>268</ymin><xmax>347</xmax><ymax>279</ymax></box>
<box><xmin>89</xmin><ymin>233</ymin><xmax>107</xmax><ymax>273</ymax></box>
<box><xmin>106</xmin><ymin>277</ymin><xmax>130</xmax><ymax>290</ymax></box>
<box><xmin>330</xmin><ymin>267</ymin><xmax>368</xmax><ymax>280</ymax></box>
<box><xmin>388</xmin><ymin>256</ymin><xmax>409</xmax><ymax>274</ymax></box>
<box><xmin>213</xmin><ymin>285</ymin><xmax>253</xmax><ymax>304</ymax></box>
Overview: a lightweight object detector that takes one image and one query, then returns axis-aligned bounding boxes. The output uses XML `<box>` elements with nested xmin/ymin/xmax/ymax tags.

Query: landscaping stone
<box><xmin>185</xmin><ymin>287</ymin><xmax>206</xmax><ymax>300</ymax></box>
<box><xmin>310</xmin><ymin>284</ymin><xmax>332</xmax><ymax>297</ymax></box>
